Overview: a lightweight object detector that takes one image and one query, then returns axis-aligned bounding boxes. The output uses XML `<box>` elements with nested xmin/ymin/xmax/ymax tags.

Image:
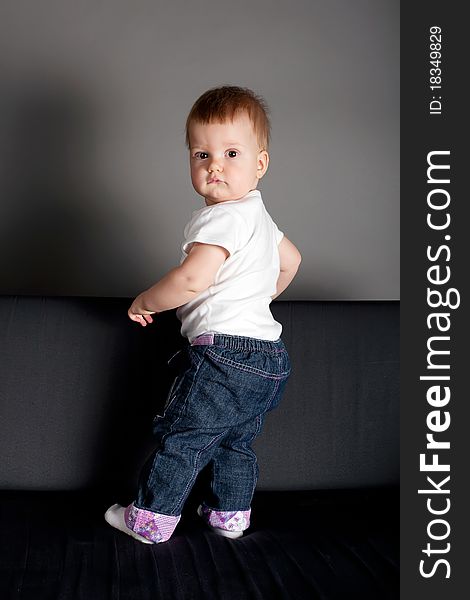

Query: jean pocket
<box><xmin>206</xmin><ymin>346</ymin><xmax>288</xmax><ymax>379</ymax></box>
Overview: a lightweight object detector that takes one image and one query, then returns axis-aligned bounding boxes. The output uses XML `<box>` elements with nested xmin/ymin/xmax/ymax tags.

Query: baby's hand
<box><xmin>128</xmin><ymin>311</ymin><xmax>155</xmax><ymax>327</ymax></box>
<box><xmin>128</xmin><ymin>295</ymin><xmax>158</xmax><ymax>327</ymax></box>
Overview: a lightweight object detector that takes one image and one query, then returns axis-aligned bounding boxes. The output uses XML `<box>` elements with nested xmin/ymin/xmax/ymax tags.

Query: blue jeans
<box><xmin>134</xmin><ymin>333</ymin><xmax>291</xmax><ymax>516</ymax></box>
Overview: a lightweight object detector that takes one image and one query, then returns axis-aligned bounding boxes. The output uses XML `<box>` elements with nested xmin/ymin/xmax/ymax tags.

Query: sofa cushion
<box><xmin>0</xmin><ymin>296</ymin><xmax>398</xmax><ymax>491</ymax></box>
<box><xmin>0</xmin><ymin>487</ymin><xmax>399</xmax><ymax>599</ymax></box>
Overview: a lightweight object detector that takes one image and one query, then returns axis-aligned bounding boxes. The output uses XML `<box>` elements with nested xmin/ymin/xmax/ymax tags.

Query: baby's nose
<box><xmin>208</xmin><ymin>159</ymin><xmax>223</xmax><ymax>172</ymax></box>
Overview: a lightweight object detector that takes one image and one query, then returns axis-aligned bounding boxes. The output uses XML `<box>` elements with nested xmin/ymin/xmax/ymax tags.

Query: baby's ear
<box><xmin>257</xmin><ymin>150</ymin><xmax>269</xmax><ymax>179</ymax></box>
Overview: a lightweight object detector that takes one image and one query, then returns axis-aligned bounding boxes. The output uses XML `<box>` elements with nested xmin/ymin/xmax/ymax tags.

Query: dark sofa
<box><xmin>0</xmin><ymin>296</ymin><xmax>399</xmax><ymax>599</ymax></box>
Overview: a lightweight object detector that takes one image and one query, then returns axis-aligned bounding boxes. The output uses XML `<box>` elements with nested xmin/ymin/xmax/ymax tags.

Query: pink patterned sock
<box><xmin>199</xmin><ymin>504</ymin><xmax>251</xmax><ymax>532</ymax></box>
<box><xmin>124</xmin><ymin>502</ymin><xmax>180</xmax><ymax>543</ymax></box>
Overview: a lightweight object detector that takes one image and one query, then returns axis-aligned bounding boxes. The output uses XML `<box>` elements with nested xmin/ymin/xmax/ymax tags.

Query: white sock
<box><xmin>104</xmin><ymin>503</ymin><xmax>154</xmax><ymax>544</ymax></box>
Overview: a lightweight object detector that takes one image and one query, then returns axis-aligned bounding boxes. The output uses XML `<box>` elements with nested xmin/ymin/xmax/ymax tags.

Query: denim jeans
<box><xmin>134</xmin><ymin>332</ymin><xmax>291</xmax><ymax>517</ymax></box>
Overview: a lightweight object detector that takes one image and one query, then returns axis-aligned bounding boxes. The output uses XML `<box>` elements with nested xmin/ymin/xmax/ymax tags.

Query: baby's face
<box><xmin>188</xmin><ymin>112</ymin><xmax>269</xmax><ymax>206</ymax></box>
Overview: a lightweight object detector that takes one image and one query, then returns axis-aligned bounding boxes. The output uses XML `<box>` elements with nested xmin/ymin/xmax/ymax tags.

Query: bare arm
<box><xmin>128</xmin><ymin>242</ymin><xmax>229</xmax><ymax>325</ymax></box>
<box><xmin>271</xmin><ymin>236</ymin><xmax>302</xmax><ymax>300</ymax></box>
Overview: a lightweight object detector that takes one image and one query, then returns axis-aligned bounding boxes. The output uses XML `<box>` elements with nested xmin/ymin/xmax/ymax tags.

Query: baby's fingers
<box><xmin>129</xmin><ymin>313</ymin><xmax>146</xmax><ymax>326</ymax></box>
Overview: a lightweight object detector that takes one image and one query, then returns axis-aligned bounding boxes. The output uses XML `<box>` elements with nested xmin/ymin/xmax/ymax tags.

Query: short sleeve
<box><xmin>182</xmin><ymin>207</ymin><xmax>240</xmax><ymax>257</ymax></box>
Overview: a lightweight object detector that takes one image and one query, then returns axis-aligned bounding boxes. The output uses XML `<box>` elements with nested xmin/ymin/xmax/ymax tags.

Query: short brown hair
<box><xmin>185</xmin><ymin>85</ymin><xmax>271</xmax><ymax>151</ymax></box>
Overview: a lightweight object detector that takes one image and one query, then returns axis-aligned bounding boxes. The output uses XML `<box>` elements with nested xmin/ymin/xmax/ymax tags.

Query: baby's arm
<box><xmin>129</xmin><ymin>243</ymin><xmax>228</xmax><ymax>326</ymax></box>
<box><xmin>271</xmin><ymin>236</ymin><xmax>302</xmax><ymax>300</ymax></box>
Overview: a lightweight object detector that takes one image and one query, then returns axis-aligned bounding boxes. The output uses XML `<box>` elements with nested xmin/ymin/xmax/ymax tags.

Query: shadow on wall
<box><xmin>0</xmin><ymin>74</ymin><xmax>148</xmax><ymax>296</ymax></box>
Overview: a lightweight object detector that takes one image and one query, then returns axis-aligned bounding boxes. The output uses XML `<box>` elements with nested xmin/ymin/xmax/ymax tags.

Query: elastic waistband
<box><xmin>190</xmin><ymin>332</ymin><xmax>283</xmax><ymax>352</ymax></box>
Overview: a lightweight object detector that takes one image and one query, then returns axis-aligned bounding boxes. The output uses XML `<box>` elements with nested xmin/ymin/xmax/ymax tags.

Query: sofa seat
<box><xmin>0</xmin><ymin>487</ymin><xmax>398</xmax><ymax>599</ymax></box>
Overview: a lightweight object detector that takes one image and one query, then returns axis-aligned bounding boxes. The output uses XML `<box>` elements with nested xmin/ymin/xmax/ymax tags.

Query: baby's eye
<box><xmin>226</xmin><ymin>150</ymin><xmax>238</xmax><ymax>158</ymax></box>
<box><xmin>194</xmin><ymin>152</ymin><xmax>209</xmax><ymax>159</ymax></box>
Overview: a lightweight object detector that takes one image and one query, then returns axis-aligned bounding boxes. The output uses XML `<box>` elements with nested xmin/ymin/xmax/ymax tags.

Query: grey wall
<box><xmin>0</xmin><ymin>0</ymin><xmax>399</xmax><ymax>300</ymax></box>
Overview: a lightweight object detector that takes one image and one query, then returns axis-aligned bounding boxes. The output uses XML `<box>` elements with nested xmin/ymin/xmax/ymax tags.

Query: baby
<box><xmin>105</xmin><ymin>85</ymin><xmax>302</xmax><ymax>544</ymax></box>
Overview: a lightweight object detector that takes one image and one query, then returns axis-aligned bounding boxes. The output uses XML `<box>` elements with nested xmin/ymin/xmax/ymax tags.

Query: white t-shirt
<box><xmin>175</xmin><ymin>189</ymin><xmax>284</xmax><ymax>343</ymax></box>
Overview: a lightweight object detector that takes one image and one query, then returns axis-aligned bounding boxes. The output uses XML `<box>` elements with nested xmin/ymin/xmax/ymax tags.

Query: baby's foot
<box><xmin>197</xmin><ymin>504</ymin><xmax>250</xmax><ymax>539</ymax></box>
<box><xmin>105</xmin><ymin>503</ymin><xmax>154</xmax><ymax>544</ymax></box>
<box><xmin>105</xmin><ymin>502</ymin><xmax>180</xmax><ymax>544</ymax></box>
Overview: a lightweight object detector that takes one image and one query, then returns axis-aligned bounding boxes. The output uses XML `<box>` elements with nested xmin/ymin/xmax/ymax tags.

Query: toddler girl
<box><xmin>105</xmin><ymin>85</ymin><xmax>302</xmax><ymax>544</ymax></box>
